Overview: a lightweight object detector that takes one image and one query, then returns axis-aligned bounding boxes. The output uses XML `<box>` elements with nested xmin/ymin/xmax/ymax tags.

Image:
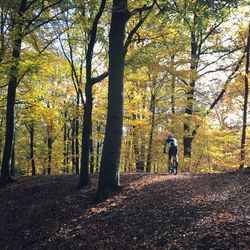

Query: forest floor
<box><xmin>0</xmin><ymin>170</ymin><xmax>249</xmax><ymax>250</ymax></box>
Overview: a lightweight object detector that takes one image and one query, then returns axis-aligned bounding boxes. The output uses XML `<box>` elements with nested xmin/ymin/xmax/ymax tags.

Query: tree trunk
<box><xmin>66</xmin><ymin>127</ymin><xmax>70</xmax><ymax>173</ymax></box>
<box><xmin>240</xmin><ymin>23</ymin><xmax>250</xmax><ymax>169</ymax></box>
<box><xmin>95</xmin><ymin>123</ymin><xmax>101</xmax><ymax>173</ymax></box>
<box><xmin>96</xmin><ymin>0</ymin><xmax>128</xmax><ymax>201</ymax></box>
<box><xmin>146</xmin><ymin>94</ymin><xmax>156</xmax><ymax>173</ymax></box>
<box><xmin>183</xmin><ymin>126</ymin><xmax>193</xmax><ymax>158</ymax></box>
<box><xmin>71</xmin><ymin>120</ymin><xmax>76</xmax><ymax>173</ymax></box>
<box><xmin>89</xmin><ymin>134</ymin><xmax>94</xmax><ymax>173</ymax></box>
<box><xmin>170</xmin><ymin>55</ymin><xmax>176</xmax><ymax>114</ymax></box>
<box><xmin>96</xmin><ymin>141</ymin><xmax>101</xmax><ymax>173</ymax></box>
<box><xmin>0</xmin><ymin>6</ymin><xmax>6</xmax><ymax>62</ymax></box>
<box><xmin>79</xmin><ymin>86</ymin><xmax>92</xmax><ymax>185</ymax></box>
<box><xmin>47</xmin><ymin>123</ymin><xmax>53</xmax><ymax>175</ymax></box>
<box><xmin>63</xmin><ymin>113</ymin><xmax>67</xmax><ymax>173</ymax></box>
<box><xmin>0</xmin><ymin>0</ymin><xmax>26</xmax><ymax>185</ymax></box>
<box><xmin>0</xmin><ymin>117</ymin><xmax>3</xmax><ymax>166</ymax></box>
<box><xmin>29</xmin><ymin>122</ymin><xmax>36</xmax><ymax>176</ymax></box>
<box><xmin>183</xmin><ymin>13</ymin><xmax>198</xmax><ymax>163</ymax></box>
<box><xmin>75</xmin><ymin>91</ymin><xmax>80</xmax><ymax>175</ymax></box>
<box><xmin>132</xmin><ymin>114</ymin><xmax>144</xmax><ymax>172</ymax></box>
<box><xmin>123</xmin><ymin>138</ymin><xmax>131</xmax><ymax>172</ymax></box>
<box><xmin>79</xmin><ymin>0</ymin><xmax>106</xmax><ymax>188</ymax></box>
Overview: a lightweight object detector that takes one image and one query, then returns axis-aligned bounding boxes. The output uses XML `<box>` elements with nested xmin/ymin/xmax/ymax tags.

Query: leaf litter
<box><xmin>0</xmin><ymin>170</ymin><xmax>249</xmax><ymax>249</ymax></box>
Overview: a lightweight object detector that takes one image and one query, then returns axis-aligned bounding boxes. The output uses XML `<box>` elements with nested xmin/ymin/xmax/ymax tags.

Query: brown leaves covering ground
<box><xmin>0</xmin><ymin>170</ymin><xmax>249</xmax><ymax>249</ymax></box>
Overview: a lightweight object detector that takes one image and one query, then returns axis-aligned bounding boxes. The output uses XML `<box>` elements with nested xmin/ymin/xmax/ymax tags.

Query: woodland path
<box><xmin>0</xmin><ymin>171</ymin><xmax>249</xmax><ymax>249</ymax></box>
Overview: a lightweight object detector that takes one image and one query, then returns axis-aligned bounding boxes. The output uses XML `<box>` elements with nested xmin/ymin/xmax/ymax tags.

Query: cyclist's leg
<box><xmin>168</xmin><ymin>150</ymin><xmax>172</xmax><ymax>167</ymax></box>
<box><xmin>174</xmin><ymin>146</ymin><xmax>178</xmax><ymax>166</ymax></box>
<box><xmin>168</xmin><ymin>149</ymin><xmax>174</xmax><ymax>173</ymax></box>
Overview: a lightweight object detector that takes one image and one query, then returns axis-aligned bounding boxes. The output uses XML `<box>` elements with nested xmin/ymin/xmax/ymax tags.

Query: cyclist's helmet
<box><xmin>168</xmin><ymin>134</ymin><xmax>173</xmax><ymax>139</ymax></box>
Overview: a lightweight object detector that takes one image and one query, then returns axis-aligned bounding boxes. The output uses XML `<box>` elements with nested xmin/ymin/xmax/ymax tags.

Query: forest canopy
<box><xmin>0</xmin><ymin>0</ymin><xmax>249</xmax><ymax>187</ymax></box>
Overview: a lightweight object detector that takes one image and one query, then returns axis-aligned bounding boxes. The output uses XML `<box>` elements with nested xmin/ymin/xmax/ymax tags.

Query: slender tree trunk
<box><xmin>89</xmin><ymin>134</ymin><xmax>94</xmax><ymax>173</ymax></box>
<box><xmin>47</xmin><ymin>123</ymin><xmax>53</xmax><ymax>175</ymax></box>
<box><xmin>75</xmin><ymin>91</ymin><xmax>80</xmax><ymax>174</ymax></box>
<box><xmin>132</xmin><ymin>114</ymin><xmax>144</xmax><ymax>172</ymax></box>
<box><xmin>170</xmin><ymin>55</ymin><xmax>176</xmax><ymax>114</ymax></box>
<box><xmin>79</xmin><ymin>87</ymin><xmax>92</xmax><ymax>183</ymax></box>
<box><xmin>146</xmin><ymin>95</ymin><xmax>156</xmax><ymax>173</ymax></box>
<box><xmin>95</xmin><ymin>123</ymin><xmax>101</xmax><ymax>173</ymax></box>
<box><xmin>183</xmin><ymin>13</ymin><xmax>198</xmax><ymax>163</ymax></box>
<box><xmin>0</xmin><ymin>0</ymin><xmax>26</xmax><ymax>185</ymax></box>
<box><xmin>29</xmin><ymin>122</ymin><xmax>36</xmax><ymax>176</ymax></box>
<box><xmin>66</xmin><ymin>127</ymin><xmax>70</xmax><ymax>173</ymax></box>
<box><xmin>0</xmin><ymin>8</ymin><xmax>6</xmax><ymax>63</ymax></box>
<box><xmin>240</xmin><ymin>23</ymin><xmax>250</xmax><ymax>169</ymax></box>
<box><xmin>96</xmin><ymin>141</ymin><xmax>101</xmax><ymax>173</ymax></box>
<box><xmin>63</xmin><ymin>113</ymin><xmax>67</xmax><ymax>173</ymax></box>
<box><xmin>139</xmin><ymin>94</ymin><xmax>147</xmax><ymax>170</ymax></box>
<box><xmin>123</xmin><ymin>139</ymin><xmax>128</xmax><ymax>172</ymax></box>
<box><xmin>124</xmin><ymin>138</ymin><xmax>132</xmax><ymax>172</ymax></box>
<box><xmin>96</xmin><ymin>0</ymin><xmax>128</xmax><ymax>201</ymax></box>
<box><xmin>79</xmin><ymin>64</ymin><xmax>92</xmax><ymax>185</ymax></box>
<box><xmin>71</xmin><ymin>120</ymin><xmax>76</xmax><ymax>173</ymax></box>
<box><xmin>128</xmin><ymin>138</ymin><xmax>133</xmax><ymax>171</ymax></box>
<box><xmin>79</xmin><ymin>0</ymin><xmax>106</xmax><ymax>188</ymax></box>
<box><xmin>0</xmin><ymin>117</ymin><xmax>3</xmax><ymax>166</ymax></box>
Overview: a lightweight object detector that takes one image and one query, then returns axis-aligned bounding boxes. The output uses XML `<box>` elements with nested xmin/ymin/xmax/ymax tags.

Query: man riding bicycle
<box><xmin>163</xmin><ymin>134</ymin><xmax>178</xmax><ymax>172</ymax></box>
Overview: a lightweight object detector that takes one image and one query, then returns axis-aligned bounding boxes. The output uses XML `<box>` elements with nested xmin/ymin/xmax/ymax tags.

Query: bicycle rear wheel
<box><xmin>168</xmin><ymin>156</ymin><xmax>174</xmax><ymax>174</ymax></box>
<box><xmin>173</xmin><ymin>157</ymin><xmax>178</xmax><ymax>175</ymax></box>
<box><xmin>168</xmin><ymin>166</ymin><xmax>172</xmax><ymax>174</ymax></box>
<box><xmin>173</xmin><ymin>165</ymin><xmax>177</xmax><ymax>175</ymax></box>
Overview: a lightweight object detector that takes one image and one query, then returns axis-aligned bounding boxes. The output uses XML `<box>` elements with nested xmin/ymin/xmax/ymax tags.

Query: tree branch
<box><xmin>206</xmin><ymin>53</ymin><xmax>245</xmax><ymax>115</ymax></box>
<box><xmin>129</xmin><ymin>1</ymin><xmax>155</xmax><ymax>16</ymax></box>
<box><xmin>125</xmin><ymin>2</ymin><xmax>155</xmax><ymax>52</ymax></box>
<box><xmin>91</xmin><ymin>71</ymin><xmax>109</xmax><ymax>85</ymax></box>
<box><xmin>24</xmin><ymin>0</ymin><xmax>64</xmax><ymax>31</ymax></box>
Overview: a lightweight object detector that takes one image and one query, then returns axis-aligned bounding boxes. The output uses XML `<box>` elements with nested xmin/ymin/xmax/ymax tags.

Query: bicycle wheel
<box><xmin>168</xmin><ymin>156</ymin><xmax>173</xmax><ymax>174</ymax></box>
<box><xmin>173</xmin><ymin>157</ymin><xmax>178</xmax><ymax>175</ymax></box>
<box><xmin>173</xmin><ymin>165</ymin><xmax>177</xmax><ymax>175</ymax></box>
<box><xmin>168</xmin><ymin>166</ymin><xmax>172</xmax><ymax>174</ymax></box>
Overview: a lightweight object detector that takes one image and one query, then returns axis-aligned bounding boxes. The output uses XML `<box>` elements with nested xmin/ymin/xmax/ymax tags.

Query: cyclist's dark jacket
<box><xmin>166</xmin><ymin>138</ymin><xmax>178</xmax><ymax>159</ymax></box>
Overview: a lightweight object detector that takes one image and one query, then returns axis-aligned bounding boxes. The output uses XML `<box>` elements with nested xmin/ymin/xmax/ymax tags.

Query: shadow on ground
<box><xmin>0</xmin><ymin>171</ymin><xmax>249</xmax><ymax>249</ymax></box>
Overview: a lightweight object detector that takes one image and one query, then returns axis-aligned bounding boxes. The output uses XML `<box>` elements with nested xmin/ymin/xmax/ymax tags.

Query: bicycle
<box><xmin>168</xmin><ymin>155</ymin><xmax>178</xmax><ymax>175</ymax></box>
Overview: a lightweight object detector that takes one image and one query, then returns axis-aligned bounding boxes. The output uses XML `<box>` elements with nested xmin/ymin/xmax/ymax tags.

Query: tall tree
<box><xmin>26</xmin><ymin>122</ymin><xmax>36</xmax><ymax>175</ymax></box>
<box><xmin>79</xmin><ymin>0</ymin><xmax>107</xmax><ymax>188</ymax></box>
<box><xmin>96</xmin><ymin>0</ymin><xmax>129</xmax><ymax>200</ymax></box>
<box><xmin>0</xmin><ymin>0</ymin><xmax>27</xmax><ymax>185</ymax></box>
<box><xmin>0</xmin><ymin>0</ymin><xmax>65</xmax><ymax>185</ymax></box>
<box><xmin>96</xmin><ymin>0</ymin><xmax>156</xmax><ymax>199</ymax></box>
<box><xmin>240</xmin><ymin>23</ymin><xmax>250</xmax><ymax>169</ymax></box>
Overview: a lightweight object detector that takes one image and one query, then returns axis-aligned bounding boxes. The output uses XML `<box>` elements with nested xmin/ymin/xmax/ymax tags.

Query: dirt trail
<box><xmin>0</xmin><ymin>171</ymin><xmax>249</xmax><ymax>249</ymax></box>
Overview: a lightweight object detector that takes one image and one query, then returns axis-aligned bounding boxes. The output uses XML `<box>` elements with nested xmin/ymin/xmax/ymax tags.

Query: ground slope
<box><xmin>0</xmin><ymin>171</ymin><xmax>249</xmax><ymax>249</ymax></box>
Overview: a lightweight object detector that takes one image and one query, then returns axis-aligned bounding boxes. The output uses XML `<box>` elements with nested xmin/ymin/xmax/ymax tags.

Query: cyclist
<box><xmin>163</xmin><ymin>134</ymin><xmax>178</xmax><ymax>171</ymax></box>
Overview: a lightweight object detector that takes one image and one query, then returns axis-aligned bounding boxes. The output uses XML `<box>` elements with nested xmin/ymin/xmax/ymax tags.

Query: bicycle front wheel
<box><xmin>173</xmin><ymin>165</ymin><xmax>177</xmax><ymax>175</ymax></box>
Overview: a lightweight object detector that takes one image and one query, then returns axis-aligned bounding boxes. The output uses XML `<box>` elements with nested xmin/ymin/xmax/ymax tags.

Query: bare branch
<box><xmin>91</xmin><ymin>71</ymin><xmax>109</xmax><ymax>85</ymax></box>
<box><xmin>0</xmin><ymin>84</ymin><xmax>8</xmax><ymax>89</ymax></box>
<box><xmin>52</xmin><ymin>125</ymin><xmax>64</xmax><ymax>144</ymax></box>
<box><xmin>198</xmin><ymin>47</ymin><xmax>242</xmax><ymax>73</ymax></box>
<box><xmin>125</xmin><ymin>2</ymin><xmax>155</xmax><ymax>52</ymax></box>
<box><xmin>129</xmin><ymin>1</ymin><xmax>155</xmax><ymax>17</ymax></box>
<box><xmin>16</xmin><ymin>140</ymin><xmax>30</xmax><ymax>155</ymax></box>
<box><xmin>16</xmin><ymin>20</ymin><xmax>80</xmax><ymax>87</ymax></box>
<box><xmin>154</xmin><ymin>0</ymin><xmax>163</xmax><ymax>12</ymax></box>
<box><xmin>206</xmin><ymin>53</ymin><xmax>245</xmax><ymax>115</ymax></box>
<box><xmin>25</xmin><ymin>0</ymin><xmax>64</xmax><ymax>31</ymax></box>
